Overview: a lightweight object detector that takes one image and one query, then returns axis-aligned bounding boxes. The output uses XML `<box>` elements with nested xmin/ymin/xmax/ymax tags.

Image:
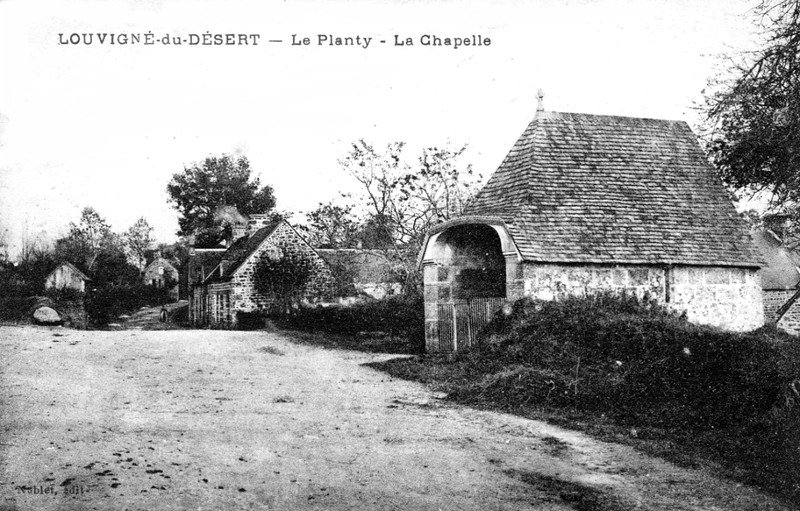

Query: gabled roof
<box><xmin>203</xmin><ymin>219</ymin><xmax>302</xmax><ymax>283</ymax></box>
<box><xmin>751</xmin><ymin>230</ymin><xmax>800</xmax><ymax>290</ymax></box>
<box><xmin>463</xmin><ymin>111</ymin><xmax>762</xmax><ymax>267</ymax></box>
<box><xmin>48</xmin><ymin>261</ymin><xmax>90</xmax><ymax>281</ymax></box>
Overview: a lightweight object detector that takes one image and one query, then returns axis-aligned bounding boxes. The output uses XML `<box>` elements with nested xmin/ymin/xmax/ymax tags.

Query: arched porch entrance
<box><xmin>419</xmin><ymin>218</ymin><xmax>520</xmax><ymax>352</ymax></box>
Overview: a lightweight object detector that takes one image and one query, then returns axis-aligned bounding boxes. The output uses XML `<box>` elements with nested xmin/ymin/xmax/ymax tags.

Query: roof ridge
<box><xmin>541</xmin><ymin>110</ymin><xmax>688</xmax><ymax>125</ymax></box>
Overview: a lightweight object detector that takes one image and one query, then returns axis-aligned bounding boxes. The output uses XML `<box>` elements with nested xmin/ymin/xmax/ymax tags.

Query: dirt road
<box><xmin>0</xmin><ymin>326</ymin><xmax>791</xmax><ymax>510</ymax></box>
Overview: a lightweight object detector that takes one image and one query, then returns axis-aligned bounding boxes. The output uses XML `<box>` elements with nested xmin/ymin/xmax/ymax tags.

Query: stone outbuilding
<box><xmin>44</xmin><ymin>261</ymin><xmax>90</xmax><ymax>293</ymax></box>
<box><xmin>189</xmin><ymin>215</ymin><xmax>335</xmax><ymax>327</ymax></box>
<box><xmin>143</xmin><ymin>256</ymin><xmax>180</xmax><ymax>300</ymax></box>
<box><xmin>419</xmin><ymin>105</ymin><xmax>764</xmax><ymax>352</ymax></box>
<box><xmin>751</xmin><ymin>229</ymin><xmax>800</xmax><ymax>335</ymax></box>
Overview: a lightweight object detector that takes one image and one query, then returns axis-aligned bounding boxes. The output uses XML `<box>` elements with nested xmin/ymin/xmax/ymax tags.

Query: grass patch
<box><xmin>275</xmin><ymin>294</ymin><xmax>425</xmax><ymax>355</ymax></box>
<box><xmin>258</xmin><ymin>345</ymin><xmax>285</xmax><ymax>356</ymax></box>
<box><xmin>367</xmin><ymin>294</ymin><xmax>800</xmax><ymax>507</ymax></box>
<box><xmin>278</xmin><ymin>327</ymin><xmax>421</xmax><ymax>355</ymax></box>
<box><xmin>505</xmin><ymin>470</ymin><xmax>629</xmax><ymax>511</ymax></box>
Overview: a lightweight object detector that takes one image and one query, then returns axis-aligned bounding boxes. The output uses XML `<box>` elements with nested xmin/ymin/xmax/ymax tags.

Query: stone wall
<box><xmin>227</xmin><ymin>222</ymin><xmax>334</xmax><ymax>320</ymax></box>
<box><xmin>669</xmin><ymin>267</ymin><xmax>763</xmax><ymax>332</ymax></box>
<box><xmin>423</xmin><ymin>260</ymin><xmax>764</xmax><ymax>352</ymax></box>
<box><xmin>522</xmin><ymin>264</ymin><xmax>666</xmax><ymax>302</ymax></box>
<box><xmin>764</xmin><ymin>289</ymin><xmax>796</xmax><ymax>322</ymax></box>
<box><xmin>519</xmin><ymin>263</ymin><xmax>763</xmax><ymax>333</ymax></box>
<box><xmin>777</xmin><ymin>294</ymin><xmax>800</xmax><ymax>335</ymax></box>
<box><xmin>191</xmin><ymin>222</ymin><xmax>335</xmax><ymax>327</ymax></box>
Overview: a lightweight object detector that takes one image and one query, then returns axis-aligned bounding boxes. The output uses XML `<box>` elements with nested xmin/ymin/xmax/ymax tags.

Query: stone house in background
<box><xmin>45</xmin><ymin>261</ymin><xmax>90</xmax><ymax>293</ymax></box>
<box><xmin>189</xmin><ymin>215</ymin><xmax>335</xmax><ymax>327</ymax></box>
<box><xmin>143</xmin><ymin>255</ymin><xmax>180</xmax><ymax>300</ymax></box>
<box><xmin>419</xmin><ymin>103</ymin><xmax>764</xmax><ymax>353</ymax></box>
<box><xmin>316</xmin><ymin>249</ymin><xmax>404</xmax><ymax>302</ymax></box>
<box><xmin>751</xmin><ymin>229</ymin><xmax>800</xmax><ymax>335</ymax></box>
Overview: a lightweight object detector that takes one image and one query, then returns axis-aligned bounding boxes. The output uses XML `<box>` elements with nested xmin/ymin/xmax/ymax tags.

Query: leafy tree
<box><xmin>90</xmin><ymin>244</ymin><xmax>140</xmax><ymax>288</ymax></box>
<box><xmin>704</xmin><ymin>0</ymin><xmax>800</xmax><ymax>231</ymax></box>
<box><xmin>166</xmin><ymin>155</ymin><xmax>276</xmax><ymax>246</ymax></box>
<box><xmin>341</xmin><ymin>141</ymin><xmax>481</xmax><ymax>249</ymax></box>
<box><xmin>338</xmin><ymin>140</ymin><xmax>483</xmax><ymax>289</ymax></box>
<box><xmin>54</xmin><ymin>207</ymin><xmax>115</xmax><ymax>271</ymax></box>
<box><xmin>253</xmin><ymin>251</ymin><xmax>313</xmax><ymax>315</ymax></box>
<box><xmin>125</xmin><ymin>217</ymin><xmax>154</xmax><ymax>273</ymax></box>
<box><xmin>13</xmin><ymin>247</ymin><xmax>55</xmax><ymax>296</ymax></box>
<box><xmin>303</xmin><ymin>198</ymin><xmax>360</xmax><ymax>248</ymax></box>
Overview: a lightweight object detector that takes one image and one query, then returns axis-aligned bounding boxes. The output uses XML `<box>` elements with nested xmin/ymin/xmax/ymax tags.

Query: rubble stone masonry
<box><xmin>227</xmin><ymin>223</ymin><xmax>334</xmax><ymax>319</ymax></box>
<box><xmin>520</xmin><ymin>264</ymin><xmax>763</xmax><ymax>332</ymax></box>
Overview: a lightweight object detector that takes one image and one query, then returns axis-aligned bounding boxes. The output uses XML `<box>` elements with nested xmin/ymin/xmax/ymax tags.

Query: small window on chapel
<box><xmin>159</xmin><ymin>266</ymin><xmax>164</xmax><ymax>275</ymax></box>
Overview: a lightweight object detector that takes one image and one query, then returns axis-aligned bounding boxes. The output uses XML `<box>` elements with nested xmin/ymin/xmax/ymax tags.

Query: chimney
<box><xmin>536</xmin><ymin>88</ymin><xmax>545</xmax><ymax>114</ymax></box>
<box><xmin>247</xmin><ymin>213</ymin><xmax>273</xmax><ymax>234</ymax></box>
<box><xmin>231</xmin><ymin>223</ymin><xmax>247</xmax><ymax>241</ymax></box>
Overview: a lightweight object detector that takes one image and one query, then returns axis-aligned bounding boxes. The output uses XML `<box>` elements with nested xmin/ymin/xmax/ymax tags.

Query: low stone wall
<box><xmin>522</xmin><ymin>264</ymin><xmax>665</xmax><ymax>302</ymax></box>
<box><xmin>520</xmin><ymin>263</ymin><xmax>763</xmax><ymax>333</ymax></box>
<box><xmin>669</xmin><ymin>267</ymin><xmax>763</xmax><ymax>332</ymax></box>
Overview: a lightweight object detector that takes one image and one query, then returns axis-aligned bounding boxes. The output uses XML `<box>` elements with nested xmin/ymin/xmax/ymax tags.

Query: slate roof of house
<box><xmin>204</xmin><ymin>219</ymin><xmax>283</xmax><ymax>282</ymax></box>
<box><xmin>316</xmin><ymin>249</ymin><xmax>403</xmax><ymax>284</ymax></box>
<box><xmin>750</xmin><ymin>230</ymin><xmax>800</xmax><ymax>290</ymax></box>
<box><xmin>463</xmin><ymin>111</ymin><xmax>762</xmax><ymax>267</ymax></box>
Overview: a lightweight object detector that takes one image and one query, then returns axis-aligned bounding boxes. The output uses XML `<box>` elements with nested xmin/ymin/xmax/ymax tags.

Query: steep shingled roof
<box><xmin>464</xmin><ymin>111</ymin><xmax>762</xmax><ymax>267</ymax></box>
<box><xmin>204</xmin><ymin>219</ymin><xmax>283</xmax><ymax>282</ymax></box>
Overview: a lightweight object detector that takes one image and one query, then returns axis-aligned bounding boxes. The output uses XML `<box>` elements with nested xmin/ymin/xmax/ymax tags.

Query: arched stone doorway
<box><xmin>420</xmin><ymin>219</ymin><xmax>519</xmax><ymax>352</ymax></box>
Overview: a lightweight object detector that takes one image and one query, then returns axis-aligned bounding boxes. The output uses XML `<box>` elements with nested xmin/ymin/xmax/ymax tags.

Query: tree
<box><xmin>18</xmin><ymin>219</ymin><xmax>50</xmax><ymax>266</ymax></box>
<box><xmin>253</xmin><ymin>251</ymin><xmax>313</xmax><ymax>315</ymax></box>
<box><xmin>703</xmin><ymin>0</ymin><xmax>800</xmax><ymax>231</ymax></box>
<box><xmin>338</xmin><ymin>140</ymin><xmax>483</xmax><ymax>288</ymax></box>
<box><xmin>303</xmin><ymin>197</ymin><xmax>360</xmax><ymax>248</ymax></box>
<box><xmin>166</xmin><ymin>155</ymin><xmax>276</xmax><ymax>246</ymax></box>
<box><xmin>54</xmin><ymin>207</ymin><xmax>115</xmax><ymax>271</ymax></box>
<box><xmin>125</xmin><ymin>217</ymin><xmax>154</xmax><ymax>273</ymax></box>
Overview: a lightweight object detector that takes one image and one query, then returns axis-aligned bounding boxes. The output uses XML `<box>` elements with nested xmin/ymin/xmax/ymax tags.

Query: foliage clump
<box><xmin>278</xmin><ymin>293</ymin><xmax>425</xmax><ymax>354</ymax></box>
<box><xmin>465</xmin><ymin>294</ymin><xmax>799</xmax><ymax>430</ymax></box>
<box><xmin>253</xmin><ymin>252</ymin><xmax>314</xmax><ymax>315</ymax></box>
<box><xmin>372</xmin><ymin>293</ymin><xmax>800</xmax><ymax>503</ymax></box>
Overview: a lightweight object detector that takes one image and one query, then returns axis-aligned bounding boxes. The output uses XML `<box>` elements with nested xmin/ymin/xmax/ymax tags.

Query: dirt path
<box><xmin>0</xmin><ymin>326</ymin><xmax>792</xmax><ymax>510</ymax></box>
<box><xmin>112</xmin><ymin>301</ymin><xmax>188</xmax><ymax>330</ymax></box>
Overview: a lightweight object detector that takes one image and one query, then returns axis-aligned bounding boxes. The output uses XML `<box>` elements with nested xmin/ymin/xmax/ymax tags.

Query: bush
<box><xmin>458</xmin><ymin>293</ymin><xmax>800</xmax><ymax>430</ymax></box>
<box><xmin>371</xmin><ymin>293</ymin><xmax>800</xmax><ymax>505</ymax></box>
<box><xmin>237</xmin><ymin>310</ymin><xmax>270</xmax><ymax>330</ymax></box>
<box><xmin>278</xmin><ymin>293</ymin><xmax>425</xmax><ymax>352</ymax></box>
<box><xmin>85</xmin><ymin>283</ymin><xmax>175</xmax><ymax>327</ymax></box>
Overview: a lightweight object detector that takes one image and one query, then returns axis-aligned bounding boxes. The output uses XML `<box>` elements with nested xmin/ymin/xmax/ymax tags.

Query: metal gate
<box><xmin>437</xmin><ymin>297</ymin><xmax>506</xmax><ymax>352</ymax></box>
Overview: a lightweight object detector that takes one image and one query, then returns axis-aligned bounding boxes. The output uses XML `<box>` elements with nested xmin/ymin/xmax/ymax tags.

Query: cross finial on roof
<box><xmin>536</xmin><ymin>89</ymin><xmax>545</xmax><ymax>112</ymax></box>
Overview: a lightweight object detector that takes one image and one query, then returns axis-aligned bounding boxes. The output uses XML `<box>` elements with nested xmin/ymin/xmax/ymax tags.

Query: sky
<box><xmin>0</xmin><ymin>0</ymin><xmax>762</xmax><ymax>259</ymax></box>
